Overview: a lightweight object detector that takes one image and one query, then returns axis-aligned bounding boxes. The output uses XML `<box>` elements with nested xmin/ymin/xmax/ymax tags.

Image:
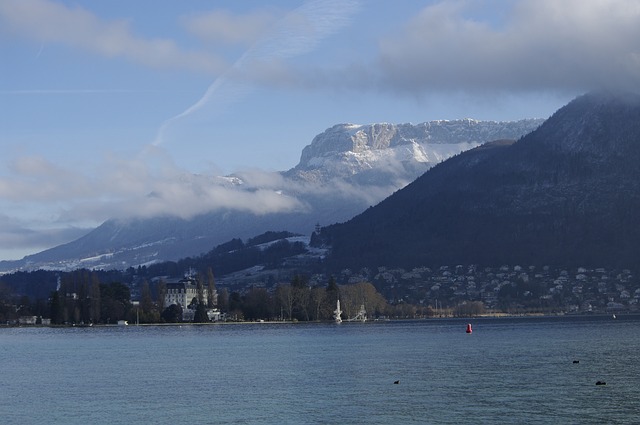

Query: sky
<box><xmin>1</xmin><ymin>0</ymin><xmax>640</xmax><ymax>261</ymax></box>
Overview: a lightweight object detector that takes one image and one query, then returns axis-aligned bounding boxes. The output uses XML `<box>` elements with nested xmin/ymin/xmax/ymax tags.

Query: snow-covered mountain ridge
<box><xmin>321</xmin><ymin>92</ymin><xmax>640</xmax><ymax>270</ymax></box>
<box><xmin>301</xmin><ymin>119</ymin><xmax>542</xmax><ymax>160</ymax></box>
<box><xmin>288</xmin><ymin>119</ymin><xmax>543</xmax><ymax>183</ymax></box>
<box><xmin>0</xmin><ymin>117</ymin><xmax>544</xmax><ymax>272</ymax></box>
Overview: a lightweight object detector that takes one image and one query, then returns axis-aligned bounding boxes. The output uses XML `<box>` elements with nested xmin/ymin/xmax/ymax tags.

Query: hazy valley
<box><xmin>3</xmin><ymin>92</ymin><xmax>640</xmax><ymax>322</ymax></box>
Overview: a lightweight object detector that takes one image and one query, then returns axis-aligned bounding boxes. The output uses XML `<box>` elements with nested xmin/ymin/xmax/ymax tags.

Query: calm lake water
<box><xmin>1</xmin><ymin>315</ymin><xmax>639</xmax><ymax>424</ymax></box>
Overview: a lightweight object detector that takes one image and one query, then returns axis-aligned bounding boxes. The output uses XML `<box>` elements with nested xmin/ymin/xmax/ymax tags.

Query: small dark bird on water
<box><xmin>394</xmin><ymin>380</ymin><xmax>400</xmax><ymax>384</ymax></box>
<box><xmin>595</xmin><ymin>381</ymin><xmax>606</xmax><ymax>386</ymax></box>
<box><xmin>573</xmin><ymin>360</ymin><xmax>579</xmax><ymax>364</ymax></box>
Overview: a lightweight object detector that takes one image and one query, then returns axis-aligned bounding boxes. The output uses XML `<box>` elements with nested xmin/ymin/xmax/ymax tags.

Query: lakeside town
<box><xmin>360</xmin><ymin>264</ymin><xmax>637</xmax><ymax>315</ymax></box>
<box><xmin>216</xmin><ymin>262</ymin><xmax>640</xmax><ymax>317</ymax></box>
<box><xmin>3</xmin><ymin>262</ymin><xmax>638</xmax><ymax>327</ymax></box>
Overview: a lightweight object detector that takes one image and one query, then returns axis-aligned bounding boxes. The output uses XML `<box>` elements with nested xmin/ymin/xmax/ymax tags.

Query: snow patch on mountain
<box><xmin>1</xmin><ymin>117</ymin><xmax>543</xmax><ymax>272</ymax></box>
<box><xmin>289</xmin><ymin>119</ymin><xmax>543</xmax><ymax>183</ymax></box>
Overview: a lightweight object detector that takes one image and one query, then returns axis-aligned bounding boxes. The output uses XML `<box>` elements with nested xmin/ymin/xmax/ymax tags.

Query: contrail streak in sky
<box><xmin>2</xmin><ymin>89</ymin><xmax>170</xmax><ymax>94</ymax></box>
<box><xmin>152</xmin><ymin>0</ymin><xmax>360</xmax><ymax>147</ymax></box>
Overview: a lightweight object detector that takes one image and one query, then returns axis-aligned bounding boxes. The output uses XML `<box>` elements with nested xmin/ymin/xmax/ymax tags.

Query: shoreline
<box><xmin>2</xmin><ymin>311</ymin><xmax>634</xmax><ymax>329</ymax></box>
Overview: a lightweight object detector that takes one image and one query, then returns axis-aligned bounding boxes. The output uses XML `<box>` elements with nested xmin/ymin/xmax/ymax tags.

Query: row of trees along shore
<box><xmin>2</xmin><ymin>269</ymin><xmax>459</xmax><ymax>325</ymax></box>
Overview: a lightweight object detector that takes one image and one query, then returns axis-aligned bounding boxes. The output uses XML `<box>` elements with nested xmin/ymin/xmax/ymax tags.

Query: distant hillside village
<box><xmin>330</xmin><ymin>264</ymin><xmax>637</xmax><ymax>315</ymax></box>
<box><xmin>1</xmin><ymin>261</ymin><xmax>638</xmax><ymax>326</ymax></box>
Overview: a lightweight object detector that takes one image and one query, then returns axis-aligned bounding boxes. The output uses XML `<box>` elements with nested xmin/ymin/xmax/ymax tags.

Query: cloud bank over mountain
<box><xmin>0</xmin><ymin>118</ymin><xmax>542</xmax><ymax>271</ymax></box>
<box><xmin>375</xmin><ymin>0</ymin><xmax>640</xmax><ymax>94</ymax></box>
<box><xmin>2</xmin><ymin>0</ymin><xmax>639</xmax><ymax>260</ymax></box>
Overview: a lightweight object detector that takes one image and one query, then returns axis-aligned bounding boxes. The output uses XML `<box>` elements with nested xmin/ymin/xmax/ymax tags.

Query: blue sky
<box><xmin>1</xmin><ymin>0</ymin><xmax>640</xmax><ymax>261</ymax></box>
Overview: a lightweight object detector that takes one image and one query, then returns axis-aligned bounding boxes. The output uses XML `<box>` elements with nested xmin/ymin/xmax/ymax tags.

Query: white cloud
<box><xmin>0</xmin><ymin>0</ymin><xmax>227</xmax><ymax>74</ymax></box>
<box><xmin>4</xmin><ymin>0</ymin><xmax>637</xmax><ymax>98</ymax></box>
<box><xmin>0</xmin><ymin>156</ymin><xmax>93</xmax><ymax>201</ymax></box>
<box><xmin>7</xmin><ymin>0</ymin><xmax>639</xmax><ymax>260</ymax></box>
<box><xmin>182</xmin><ymin>8</ymin><xmax>280</xmax><ymax>47</ymax></box>
<box><xmin>0</xmin><ymin>213</ymin><xmax>90</xmax><ymax>260</ymax></box>
<box><xmin>0</xmin><ymin>151</ymin><xmax>306</xmax><ymax>225</ymax></box>
<box><xmin>0</xmin><ymin>218</ymin><xmax>88</xmax><ymax>248</ymax></box>
<box><xmin>153</xmin><ymin>0</ymin><xmax>361</xmax><ymax>146</ymax></box>
<box><xmin>375</xmin><ymin>0</ymin><xmax>640</xmax><ymax>94</ymax></box>
<box><xmin>0</xmin><ymin>143</ymin><xmax>401</xmax><ymax>258</ymax></box>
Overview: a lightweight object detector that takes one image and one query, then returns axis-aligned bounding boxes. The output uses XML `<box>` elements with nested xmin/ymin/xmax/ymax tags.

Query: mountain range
<box><xmin>319</xmin><ymin>92</ymin><xmax>640</xmax><ymax>271</ymax></box>
<box><xmin>0</xmin><ymin>118</ymin><xmax>542</xmax><ymax>272</ymax></box>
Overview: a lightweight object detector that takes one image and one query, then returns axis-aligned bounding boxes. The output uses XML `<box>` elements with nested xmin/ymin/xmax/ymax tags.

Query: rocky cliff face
<box><xmin>1</xmin><ymin>118</ymin><xmax>543</xmax><ymax>272</ymax></box>
<box><xmin>287</xmin><ymin>119</ymin><xmax>543</xmax><ymax>184</ymax></box>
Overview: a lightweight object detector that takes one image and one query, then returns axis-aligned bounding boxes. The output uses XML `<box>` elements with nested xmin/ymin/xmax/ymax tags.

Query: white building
<box><xmin>18</xmin><ymin>316</ymin><xmax>37</xmax><ymax>325</ymax></box>
<box><xmin>164</xmin><ymin>277</ymin><xmax>218</xmax><ymax>320</ymax></box>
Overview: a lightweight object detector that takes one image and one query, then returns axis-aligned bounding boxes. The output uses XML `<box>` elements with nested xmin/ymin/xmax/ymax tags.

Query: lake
<box><xmin>1</xmin><ymin>315</ymin><xmax>639</xmax><ymax>424</ymax></box>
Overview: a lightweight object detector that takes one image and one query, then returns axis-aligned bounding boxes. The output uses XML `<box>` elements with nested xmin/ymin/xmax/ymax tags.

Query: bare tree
<box><xmin>340</xmin><ymin>282</ymin><xmax>388</xmax><ymax>320</ymax></box>
<box><xmin>276</xmin><ymin>284</ymin><xmax>294</xmax><ymax>320</ymax></box>
<box><xmin>310</xmin><ymin>286</ymin><xmax>327</xmax><ymax>321</ymax></box>
<box><xmin>157</xmin><ymin>279</ymin><xmax>167</xmax><ymax>312</ymax></box>
<box><xmin>453</xmin><ymin>301</ymin><xmax>485</xmax><ymax>317</ymax></box>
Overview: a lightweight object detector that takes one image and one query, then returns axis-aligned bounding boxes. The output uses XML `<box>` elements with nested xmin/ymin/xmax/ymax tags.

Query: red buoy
<box><xmin>466</xmin><ymin>323</ymin><xmax>472</xmax><ymax>334</ymax></box>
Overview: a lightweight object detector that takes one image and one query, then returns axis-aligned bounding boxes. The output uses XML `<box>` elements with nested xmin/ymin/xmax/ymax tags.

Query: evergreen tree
<box><xmin>140</xmin><ymin>280</ymin><xmax>156</xmax><ymax>323</ymax></box>
<box><xmin>217</xmin><ymin>287</ymin><xmax>229</xmax><ymax>312</ymax></box>
<box><xmin>193</xmin><ymin>302</ymin><xmax>209</xmax><ymax>323</ymax></box>
<box><xmin>196</xmin><ymin>278</ymin><xmax>205</xmax><ymax>305</ymax></box>
<box><xmin>50</xmin><ymin>291</ymin><xmax>64</xmax><ymax>325</ymax></box>
<box><xmin>325</xmin><ymin>276</ymin><xmax>340</xmax><ymax>316</ymax></box>
<box><xmin>90</xmin><ymin>276</ymin><xmax>101</xmax><ymax>324</ymax></box>
<box><xmin>161</xmin><ymin>304</ymin><xmax>183</xmax><ymax>323</ymax></box>
<box><xmin>242</xmin><ymin>287</ymin><xmax>273</xmax><ymax>321</ymax></box>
